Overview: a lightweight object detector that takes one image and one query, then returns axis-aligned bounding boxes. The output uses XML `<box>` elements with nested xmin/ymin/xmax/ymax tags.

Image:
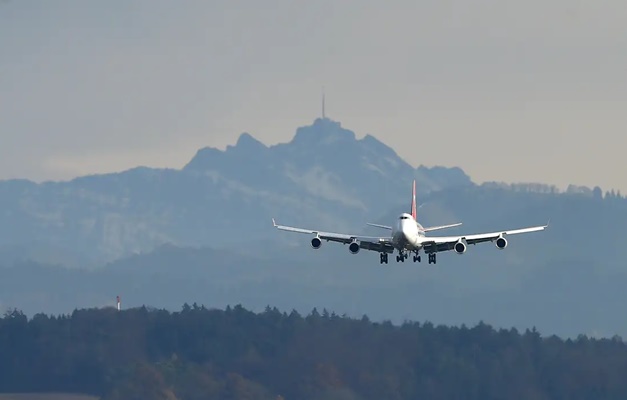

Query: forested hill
<box><xmin>2</xmin><ymin>305</ymin><xmax>627</xmax><ymax>400</ymax></box>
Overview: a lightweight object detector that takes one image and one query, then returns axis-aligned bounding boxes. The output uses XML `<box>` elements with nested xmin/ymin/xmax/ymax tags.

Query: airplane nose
<box><xmin>401</xmin><ymin>222</ymin><xmax>413</xmax><ymax>238</ymax></box>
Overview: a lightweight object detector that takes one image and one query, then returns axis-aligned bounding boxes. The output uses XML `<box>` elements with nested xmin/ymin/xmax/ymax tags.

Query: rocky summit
<box><xmin>0</xmin><ymin>118</ymin><xmax>470</xmax><ymax>266</ymax></box>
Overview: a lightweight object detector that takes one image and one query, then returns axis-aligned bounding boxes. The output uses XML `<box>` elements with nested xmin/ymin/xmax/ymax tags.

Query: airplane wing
<box><xmin>422</xmin><ymin>222</ymin><xmax>462</xmax><ymax>232</ymax></box>
<box><xmin>368</xmin><ymin>222</ymin><xmax>462</xmax><ymax>232</ymax></box>
<box><xmin>418</xmin><ymin>223</ymin><xmax>548</xmax><ymax>254</ymax></box>
<box><xmin>272</xmin><ymin>219</ymin><xmax>395</xmax><ymax>253</ymax></box>
<box><xmin>366</xmin><ymin>222</ymin><xmax>392</xmax><ymax>230</ymax></box>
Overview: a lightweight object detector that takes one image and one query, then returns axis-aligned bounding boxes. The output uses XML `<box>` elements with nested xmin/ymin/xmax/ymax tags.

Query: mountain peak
<box><xmin>291</xmin><ymin>118</ymin><xmax>355</xmax><ymax>147</ymax></box>
<box><xmin>226</xmin><ymin>132</ymin><xmax>267</xmax><ymax>155</ymax></box>
<box><xmin>233</xmin><ymin>132</ymin><xmax>266</xmax><ymax>150</ymax></box>
<box><xmin>184</xmin><ymin>132</ymin><xmax>267</xmax><ymax>172</ymax></box>
<box><xmin>313</xmin><ymin>117</ymin><xmax>341</xmax><ymax>128</ymax></box>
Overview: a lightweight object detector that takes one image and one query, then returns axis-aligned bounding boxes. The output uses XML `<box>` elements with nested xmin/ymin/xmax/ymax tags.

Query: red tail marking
<box><xmin>411</xmin><ymin>180</ymin><xmax>417</xmax><ymax>220</ymax></box>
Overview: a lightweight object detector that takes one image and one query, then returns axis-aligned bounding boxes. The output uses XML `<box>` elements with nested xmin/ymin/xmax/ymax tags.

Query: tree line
<box><xmin>2</xmin><ymin>304</ymin><xmax>627</xmax><ymax>399</ymax></box>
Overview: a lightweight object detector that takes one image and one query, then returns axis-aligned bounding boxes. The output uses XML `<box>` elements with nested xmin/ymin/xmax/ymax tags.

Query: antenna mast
<box><xmin>322</xmin><ymin>86</ymin><xmax>326</xmax><ymax>119</ymax></box>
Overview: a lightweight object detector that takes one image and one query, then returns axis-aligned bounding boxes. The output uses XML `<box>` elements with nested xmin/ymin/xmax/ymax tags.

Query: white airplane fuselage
<box><xmin>391</xmin><ymin>213</ymin><xmax>424</xmax><ymax>251</ymax></box>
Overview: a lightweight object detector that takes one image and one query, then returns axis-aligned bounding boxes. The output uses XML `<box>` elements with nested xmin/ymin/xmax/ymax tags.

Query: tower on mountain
<box><xmin>322</xmin><ymin>86</ymin><xmax>326</xmax><ymax>119</ymax></box>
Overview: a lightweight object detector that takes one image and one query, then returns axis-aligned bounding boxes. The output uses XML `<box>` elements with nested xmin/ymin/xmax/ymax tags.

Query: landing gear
<box><xmin>427</xmin><ymin>253</ymin><xmax>437</xmax><ymax>264</ymax></box>
<box><xmin>385</xmin><ymin>250</ymin><xmax>426</xmax><ymax>264</ymax></box>
<box><xmin>396</xmin><ymin>251</ymin><xmax>408</xmax><ymax>262</ymax></box>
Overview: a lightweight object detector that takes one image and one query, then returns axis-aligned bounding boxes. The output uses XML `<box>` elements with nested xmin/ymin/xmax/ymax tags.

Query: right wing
<box><xmin>272</xmin><ymin>219</ymin><xmax>395</xmax><ymax>253</ymax></box>
<box><xmin>366</xmin><ymin>222</ymin><xmax>392</xmax><ymax>230</ymax></box>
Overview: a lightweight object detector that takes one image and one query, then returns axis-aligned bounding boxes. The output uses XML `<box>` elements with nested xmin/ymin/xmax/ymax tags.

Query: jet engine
<box><xmin>495</xmin><ymin>236</ymin><xmax>508</xmax><ymax>249</ymax></box>
<box><xmin>349</xmin><ymin>241</ymin><xmax>360</xmax><ymax>254</ymax></box>
<box><xmin>454</xmin><ymin>239</ymin><xmax>467</xmax><ymax>254</ymax></box>
<box><xmin>311</xmin><ymin>237</ymin><xmax>322</xmax><ymax>249</ymax></box>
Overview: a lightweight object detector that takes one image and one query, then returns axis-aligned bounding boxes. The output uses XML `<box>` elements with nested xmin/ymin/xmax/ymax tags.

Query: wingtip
<box><xmin>271</xmin><ymin>218</ymin><xmax>277</xmax><ymax>227</ymax></box>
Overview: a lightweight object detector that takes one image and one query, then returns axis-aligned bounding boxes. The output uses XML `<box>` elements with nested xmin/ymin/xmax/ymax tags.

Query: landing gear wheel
<box><xmin>379</xmin><ymin>253</ymin><xmax>388</xmax><ymax>264</ymax></box>
<box><xmin>428</xmin><ymin>253</ymin><xmax>437</xmax><ymax>264</ymax></box>
<box><xmin>413</xmin><ymin>255</ymin><xmax>421</xmax><ymax>262</ymax></box>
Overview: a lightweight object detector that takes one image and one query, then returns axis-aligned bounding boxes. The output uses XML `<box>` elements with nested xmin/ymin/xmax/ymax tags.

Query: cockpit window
<box><xmin>399</xmin><ymin>216</ymin><xmax>408</xmax><ymax>219</ymax></box>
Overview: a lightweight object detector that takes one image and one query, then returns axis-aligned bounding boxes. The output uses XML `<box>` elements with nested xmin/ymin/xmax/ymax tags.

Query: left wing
<box><xmin>272</xmin><ymin>219</ymin><xmax>395</xmax><ymax>253</ymax></box>
<box><xmin>423</xmin><ymin>222</ymin><xmax>462</xmax><ymax>232</ymax></box>
<box><xmin>418</xmin><ymin>223</ymin><xmax>548</xmax><ymax>254</ymax></box>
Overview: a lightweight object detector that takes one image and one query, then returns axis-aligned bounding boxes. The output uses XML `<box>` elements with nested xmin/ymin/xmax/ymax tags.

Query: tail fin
<box><xmin>410</xmin><ymin>179</ymin><xmax>417</xmax><ymax>220</ymax></box>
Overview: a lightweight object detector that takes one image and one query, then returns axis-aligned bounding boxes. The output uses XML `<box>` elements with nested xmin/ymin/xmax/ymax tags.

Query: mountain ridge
<box><xmin>0</xmin><ymin>118</ymin><xmax>472</xmax><ymax>265</ymax></box>
<box><xmin>2</xmin><ymin>118</ymin><xmax>627</xmax><ymax>339</ymax></box>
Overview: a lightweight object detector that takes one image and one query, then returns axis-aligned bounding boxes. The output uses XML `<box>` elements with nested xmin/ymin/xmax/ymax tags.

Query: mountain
<box><xmin>3</xmin><ymin>117</ymin><xmax>627</xmax><ymax>338</ymax></box>
<box><xmin>0</xmin><ymin>118</ymin><xmax>470</xmax><ymax>265</ymax></box>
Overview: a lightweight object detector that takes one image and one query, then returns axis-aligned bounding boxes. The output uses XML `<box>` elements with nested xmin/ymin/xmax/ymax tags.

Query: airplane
<box><xmin>272</xmin><ymin>180</ymin><xmax>548</xmax><ymax>264</ymax></box>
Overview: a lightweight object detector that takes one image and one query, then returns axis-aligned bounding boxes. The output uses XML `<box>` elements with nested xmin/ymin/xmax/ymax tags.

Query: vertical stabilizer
<box><xmin>411</xmin><ymin>180</ymin><xmax>417</xmax><ymax>220</ymax></box>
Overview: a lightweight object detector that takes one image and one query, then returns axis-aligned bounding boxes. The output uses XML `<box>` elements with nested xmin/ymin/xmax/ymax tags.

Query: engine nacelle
<box><xmin>349</xmin><ymin>241</ymin><xmax>360</xmax><ymax>254</ymax></box>
<box><xmin>454</xmin><ymin>239</ymin><xmax>467</xmax><ymax>254</ymax></box>
<box><xmin>311</xmin><ymin>237</ymin><xmax>322</xmax><ymax>249</ymax></box>
<box><xmin>495</xmin><ymin>236</ymin><xmax>508</xmax><ymax>250</ymax></box>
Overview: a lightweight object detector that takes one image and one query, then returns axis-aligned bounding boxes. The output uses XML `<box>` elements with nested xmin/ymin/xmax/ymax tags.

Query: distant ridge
<box><xmin>0</xmin><ymin>118</ymin><xmax>471</xmax><ymax>264</ymax></box>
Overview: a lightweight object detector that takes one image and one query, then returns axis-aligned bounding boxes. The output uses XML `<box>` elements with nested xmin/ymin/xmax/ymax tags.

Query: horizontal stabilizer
<box><xmin>423</xmin><ymin>222</ymin><xmax>462</xmax><ymax>232</ymax></box>
<box><xmin>366</xmin><ymin>222</ymin><xmax>393</xmax><ymax>230</ymax></box>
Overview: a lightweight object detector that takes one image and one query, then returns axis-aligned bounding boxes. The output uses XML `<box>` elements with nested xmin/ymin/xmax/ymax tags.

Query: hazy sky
<box><xmin>1</xmin><ymin>1</ymin><xmax>626</xmax><ymax>191</ymax></box>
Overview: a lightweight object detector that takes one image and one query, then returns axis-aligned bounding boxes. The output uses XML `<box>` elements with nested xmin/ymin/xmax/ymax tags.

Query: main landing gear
<box><xmin>396</xmin><ymin>251</ymin><xmax>408</xmax><ymax>263</ymax></box>
<box><xmin>380</xmin><ymin>251</ymin><xmax>434</xmax><ymax>264</ymax></box>
<box><xmin>394</xmin><ymin>251</ymin><xmax>421</xmax><ymax>263</ymax></box>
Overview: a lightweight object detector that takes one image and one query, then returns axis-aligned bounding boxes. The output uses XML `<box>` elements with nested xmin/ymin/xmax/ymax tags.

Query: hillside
<box><xmin>2</xmin><ymin>183</ymin><xmax>627</xmax><ymax>338</ymax></box>
<box><xmin>2</xmin><ymin>306</ymin><xmax>627</xmax><ymax>400</ymax></box>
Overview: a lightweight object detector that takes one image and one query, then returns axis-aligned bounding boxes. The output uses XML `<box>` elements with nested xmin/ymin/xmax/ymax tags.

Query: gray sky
<box><xmin>1</xmin><ymin>1</ymin><xmax>626</xmax><ymax>192</ymax></box>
